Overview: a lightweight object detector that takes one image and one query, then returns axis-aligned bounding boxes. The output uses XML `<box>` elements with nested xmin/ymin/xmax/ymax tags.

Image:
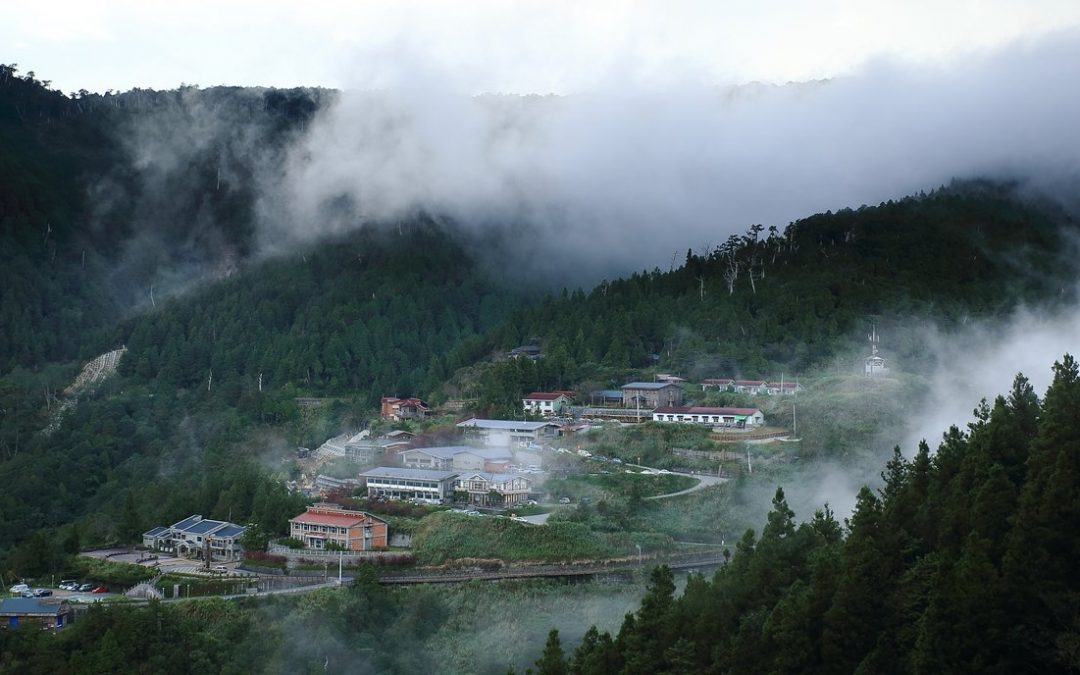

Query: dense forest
<box><xmin>4</xmin><ymin>66</ymin><xmax>1080</xmax><ymax>673</ymax></box>
<box><xmin>3</xmin><ymin>67</ymin><xmax>1080</xmax><ymax>568</ymax></box>
<box><xmin>531</xmin><ymin>358</ymin><xmax>1080</xmax><ymax>674</ymax></box>
<box><xmin>1</xmin><ymin>359</ymin><xmax>1076</xmax><ymax>673</ymax></box>
<box><xmin>474</xmin><ymin>182</ymin><xmax>1076</xmax><ymax>408</ymax></box>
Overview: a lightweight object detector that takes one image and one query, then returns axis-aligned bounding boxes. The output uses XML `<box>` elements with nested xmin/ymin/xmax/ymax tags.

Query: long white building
<box><xmin>360</xmin><ymin>467</ymin><xmax>459</xmax><ymax>503</ymax></box>
<box><xmin>652</xmin><ymin>406</ymin><xmax>765</xmax><ymax>428</ymax></box>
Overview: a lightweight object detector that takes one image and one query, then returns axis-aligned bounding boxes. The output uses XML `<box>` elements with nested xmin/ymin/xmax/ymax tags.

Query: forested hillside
<box><xmin>475</xmin><ymin>182</ymin><xmax>1076</xmax><ymax>409</ymax></box>
<box><xmin>541</xmin><ymin>358</ymin><xmax>1080</xmax><ymax>674</ymax></box>
<box><xmin>0</xmin><ymin>64</ymin><xmax>328</xmax><ymax>373</ymax></box>
<box><xmin>2</xmin><ymin>68</ymin><xmax>1079</xmax><ymax>598</ymax></box>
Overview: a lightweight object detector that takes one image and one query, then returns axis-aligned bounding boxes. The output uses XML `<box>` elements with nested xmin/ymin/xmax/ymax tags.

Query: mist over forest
<box><xmin>2</xmin><ymin>22</ymin><xmax>1080</xmax><ymax>675</ymax></box>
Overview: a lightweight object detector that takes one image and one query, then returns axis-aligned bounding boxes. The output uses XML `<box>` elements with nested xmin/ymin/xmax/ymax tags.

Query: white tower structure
<box><xmin>864</xmin><ymin>325</ymin><xmax>889</xmax><ymax>377</ymax></box>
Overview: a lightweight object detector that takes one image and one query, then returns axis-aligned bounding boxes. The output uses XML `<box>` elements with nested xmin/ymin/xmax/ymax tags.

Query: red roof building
<box><xmin>523</xmin><ymin>391</ymin><xmax>575</xmax><ymax>416</ymax></box>
<box><xmin>380</xmin><ymin>397</ymin><xmax>430</xmax><ymax>421</ymax></box>
<box><xmin>288</xmin><ymin>504</ymin><xmax>388</xmax><ymax>551</ymax></box>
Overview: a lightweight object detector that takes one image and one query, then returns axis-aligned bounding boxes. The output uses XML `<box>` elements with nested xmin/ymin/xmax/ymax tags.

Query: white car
<box><xmin>9</xmin><ymin>583</ymin><xmax>30</xmax><ymax>595</ymax></box>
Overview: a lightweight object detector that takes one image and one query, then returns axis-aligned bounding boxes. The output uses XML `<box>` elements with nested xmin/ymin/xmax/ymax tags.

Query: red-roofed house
<box><xmin>701</xmin><ymin>378</ymin><xmax>735</xmax><ymax>391</ymax></box>
<box><xmin>766</xmin><ymin>381</ymin><xmax>802</xmax><ymax>395</ymax></box>
<box><xmin>733</xmin><ymin>380</ymin><xmax>768</xmax><ymax>395</ymax></box>
<box><xmin>652</xmin><ymin>406</ymin><xmax>765</xmax><ymax>428</ymax></box>
<box><xmin>288</xmin><ymin>504</ymin><xmax>388</xmax><ymax>551</ymax></box>
<box><xmin>522</xmin><ymin>391</ymin><xmax>575</xmax><ymax>416</ymax></box>
<box><xmin>380</xmin><ymin>397</ymin><xmax>430</xmax><ymax>421</ymax></box>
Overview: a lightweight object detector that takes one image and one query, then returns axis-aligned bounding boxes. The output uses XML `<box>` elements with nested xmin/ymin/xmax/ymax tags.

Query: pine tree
<box><xmin>535</xmin><ymin>629</ymin><xmax>567</xmax><ymax>675</ymax></box>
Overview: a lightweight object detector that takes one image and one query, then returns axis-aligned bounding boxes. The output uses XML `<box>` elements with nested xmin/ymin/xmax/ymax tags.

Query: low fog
<box><xmin>257</xmin><ymin>29</ymin><xmax>1080</xmax><ymax>280</ymax></box>
<box><xmin>904</xmin><ymin>304</ymin><xmax>1080</xmax><ymax>452</ymax></box>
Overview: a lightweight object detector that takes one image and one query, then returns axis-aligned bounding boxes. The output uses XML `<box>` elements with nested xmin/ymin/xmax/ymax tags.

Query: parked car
<box><xmin>58</xmin><ymin>580</ymin><xmax>79</xmax><ymax>591</ymax></box>
<box><xmin>90</xmin><ymin>586</ymin><xmax>108</xmax><ymax>594</ymax></box>
<box><xmin>9</xmin><ymin>583</ymin><xmax>30</xmax><ymax>595</ymax></box>
<box><xmin>78</xmin><ymin>583</ymin><xmax>95</xmax><ymax>592</ymax></box>
<box><xmin>32</xmin><ymin>588</ymin><xmax>53</xmax><ymax>597</ymax></box>
<box><xmin>211</xmin><ymin>566</ymin><xmax>228</xmax><ymax>574</ymax></box>
<box><xmin>559</xmin><ymin>497</ymin><xmax>571</xmax><ymax>504</ymax></box>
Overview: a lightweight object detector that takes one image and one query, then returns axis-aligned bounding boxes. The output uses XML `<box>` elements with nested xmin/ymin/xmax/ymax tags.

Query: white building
<box><xmin>456</xmin><ymin>472</ymin><xmax>533</xmax><ymax>507</ymax></box>
<box><xmin>360</xmin><ymin>467</ymin><xmax>459</xmax><ymax>503</ymax></box>
<box><xmin>398</xmin><ymin>446</ymin><xmax>513</xmax><ymax>472</ymax></box>
<box><xmin>522</xmin><ymin>392</ymin><xmax>574</xmax><ymax>416</ymax></box>
<box><xmin>456</xmin><ymin>419</ymin><xmax>560</xmax><ymax>447</ymax></box>
<box><xmin>141</xmin><ymin>515</ymin><xmax>247</xmax><ymax>562</ymax></box>
<box><xmin>652</xmin><ymin>406</ymin><xmax>765</xmax><ymax>428</ymax></box>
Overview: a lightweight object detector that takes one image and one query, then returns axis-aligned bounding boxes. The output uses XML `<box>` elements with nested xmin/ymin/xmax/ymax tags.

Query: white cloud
<box><xmin>259</xmin><ymin>30</ymin><xmax>1080</xmax><ymax>278</ymax></box>
<box><xmin>4</xmin><ymin>1</ymin><xmax>1080</xmax><ymax>93</ymax></box>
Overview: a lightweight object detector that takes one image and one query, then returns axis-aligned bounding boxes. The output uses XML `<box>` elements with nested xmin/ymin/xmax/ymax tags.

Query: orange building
<box><xmin>288</xmin><ymin>504</ymin><xmax>388</xmax><ymax>551</ymax></box>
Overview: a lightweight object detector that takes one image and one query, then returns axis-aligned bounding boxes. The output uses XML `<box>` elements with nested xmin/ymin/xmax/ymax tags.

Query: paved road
<box><xmin>646</xmin><ymin>470</ymin><xmax>727</xmax><ymax>500</ymax></box>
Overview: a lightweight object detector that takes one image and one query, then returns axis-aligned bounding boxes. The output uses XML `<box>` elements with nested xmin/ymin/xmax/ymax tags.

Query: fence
<box><xmin>267</xmin><ymin>543</ymin><xmax>413</xmax><ymax>566</ymax></box>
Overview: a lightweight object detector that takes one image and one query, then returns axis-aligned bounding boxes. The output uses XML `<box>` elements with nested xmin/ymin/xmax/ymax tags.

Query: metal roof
<box><xmin>621</xmin><ymin>382</ymin><xmax>681</xmax><ymax>390</ymax></box>
<box><xmin>400</xmin><ymin>445</ymin><xmax>475</xmax><ymax>459</ymax></box>
<box><xmin>142</xmin><ymin>526</ymin><xmax>169</xmax><ymax>538</ymax></box>
<box><xmin>213</xmin><ymin>524</ymin><xmax>247</xmax><ymax>539</ymax></box>
<box><xmin>361</xmin><ymin>467</ymin><xmax>459</xmax><ymax>481</ymax></box>
<box><xmin>456</xmin><ymin>419</ymin><xmax>557</xmax><ymax>431</ymax></box>
<box><xmin>183</xmin><ymin>519</ymin><xmax>230</xmax><ymax>535</ymax></box>
<box><xmin>169</xmin><ymin>515</ymin><xmax>204</xmax><ymax>531</ymax></box>
<box><xmin>0</xmin><ymin>598</ymin><xmax>69</xmax><ymax>616</ymax></box>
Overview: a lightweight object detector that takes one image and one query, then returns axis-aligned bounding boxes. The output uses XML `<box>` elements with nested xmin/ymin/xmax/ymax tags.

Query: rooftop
<box><xmin>457</xmin><ymin>419</ymin><xmax>557</xmax><ymax>431</ymax></box>
<box><xmin>169</xmin><ymin>515</ymin><xmax>204</xmax><ymax>531</ymax></box>
<box><xmin>214</xmin><ymin>524</ymin><xmax>247</xmax><ymax>539</ymax></box>
<box><xmin>400</xmin><ymin>445</ymin><xmax>480</xmax><ymax>459</ymax></box>
<box><xmin>291</xmin><ymin>511</ymin><xmax>367</xmax><ymax>527</ymax></box>
<box><xmin>524</xmin><ymin>392</ymin><xmax>571</xmax><ymax>400</ymax></box>
<box><xmin>621</xmin><ymin>381</ymin><xmax>681</xmax><ymax>390</ymax></box>
<box><xmin>142</xmin><ymin>526</ymin><xmax>169</xmax><ymax>538</ymax></box>
<box><xmin>183</xmin><ymin>519</ymin><xmax>231</xmax><ymax>535</ymax></box>
<box><xmin>654</xmin><ymin>406</ymin><xmax>761</xmax><ymax>415</ymax></box>
<box><xmin>361</xmin><ymin>466</ymin><xmax>460</xmax><ymax>481</ymax></box>
<box><xmin>459</xmin><ymin>472</ymin><xmax>532</xmax><ymax>484</ymax></box>
<box><xmin>0</xmin><ymin>598</ymin><xmax>69</xmax><ymax>616</ymax></box>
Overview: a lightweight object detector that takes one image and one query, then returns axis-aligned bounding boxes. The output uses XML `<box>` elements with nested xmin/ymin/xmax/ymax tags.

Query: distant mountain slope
<box><xmin>479</xmin><ymin>181</ymin><xmax>1076</xmax><ymax>395</ymax></box>
<box><xmin>0</xmin><ymin>65</ymin><xmax>329</xmax><ymax>372</ymax></box>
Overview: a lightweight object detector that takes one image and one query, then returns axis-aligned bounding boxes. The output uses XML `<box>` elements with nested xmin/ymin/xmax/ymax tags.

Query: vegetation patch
<box><xmin>410</xmin><ymin>512</ymin><xmax>673</xmax><ymax>564</ymax></box>
<box><xmin>68</xmin><ymin>556</ymin><xmax>155</xmax><ymax>587</ymax></box>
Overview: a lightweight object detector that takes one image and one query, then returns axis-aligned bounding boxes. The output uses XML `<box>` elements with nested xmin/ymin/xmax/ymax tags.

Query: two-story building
<box><xmin>141</xmin><ymin>515</ymin><xmax>247</xmax><ymax>562</ymax></box>
<box><xmin>652</xmin><ymin>406</ymin><xmax>765</xmax><ymax>428</ymax></box>
<box><xmin>288</xmin><ymin>504</ymin><xmax>388</xmax><ymax>551</ymax></box>
<box><xmin>456</xmin><ymin>472</ymin><xmax>533</xmax><ymax>507</ymax></box>
<box><xmin>766</xmin><ymin>381</ymin><xmax>802</xmax><ymax>395</ymax></box>
<box><xmin>522</xmin><ymin>391</ymin><xmax>575</xmax><ymax>416</ymax></box>
<box><xmin>360</xmin><ymin>467</ymin><xmax>459</xmax><ymax>503</ymax></box>
<box><xmin>621</xmin><ymin>382</ymin><xmax>684</xmax><ymax>408</ymax></box>
<box><xmin>732</xmin><ymin>380</ymin><xmax>768</xmax><ymax>395</ymax></box>
<box><xmin>380</xmin><ymin>397</ymin><xmax>430</xmax><ymax>421</ymax></box>
<box><xmin>456</xmin><ymin>419</ymin><xmax>560</xmax><ymax>447</ymax></box>
<box><xmin>397</xmin><ymin>446</ymin><xmax>513</xmax><ymax>472</ymax></box>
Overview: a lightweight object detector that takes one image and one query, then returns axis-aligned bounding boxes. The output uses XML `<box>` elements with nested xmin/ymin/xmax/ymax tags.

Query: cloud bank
<box><xmin>257</xmin><ymin>30</ymin><xmax>1080</xmax><ymax>280</ymax></box>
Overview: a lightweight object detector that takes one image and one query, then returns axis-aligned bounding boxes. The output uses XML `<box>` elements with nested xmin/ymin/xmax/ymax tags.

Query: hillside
<box><xmin>470</xmin><ymin>181</ymin><xmax>1077</xmax><ymax>410</ymax></box>
<box><xmin>2</xmin><ymin>71</ymin><xmax>1080</xmax><ymax>585</ymax></box>
<box><xmin>550</xmin><ymin>359</ymin><xmax>1080</xmax><ymax>674</ymax></box>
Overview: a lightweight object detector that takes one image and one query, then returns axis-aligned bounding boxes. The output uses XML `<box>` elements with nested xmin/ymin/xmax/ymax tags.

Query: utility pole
<box><xmin>207</xmin><ymin>370</ymin><xmax>213</xmax><ymax>392</ymax></box>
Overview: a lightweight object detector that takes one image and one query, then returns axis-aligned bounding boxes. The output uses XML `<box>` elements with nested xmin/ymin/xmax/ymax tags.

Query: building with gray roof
<box><xmin>141</xmin><ymin>514</ymin><xmax>247</xmax><ymax>562</ymax></box>
<box><xmin>360</xmin><ymin>467</ymin><xmax>459</xmax><ymax>503</ymax></box>
<box><xmin>456</xmin><ymin>419</ymin><xmax>560</xmax><ymax>447</ymax></box>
